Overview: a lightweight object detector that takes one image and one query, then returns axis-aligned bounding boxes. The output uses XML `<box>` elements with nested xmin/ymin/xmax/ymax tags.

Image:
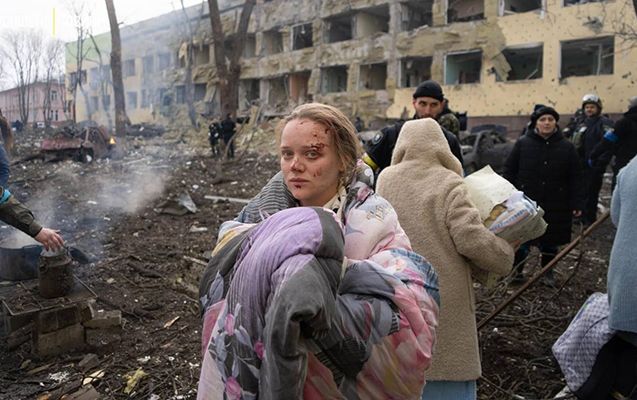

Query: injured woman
<box><xmin>197</xmin><ymin>103</ymin><xmax>439</xmax><ymax>400</ymax></box>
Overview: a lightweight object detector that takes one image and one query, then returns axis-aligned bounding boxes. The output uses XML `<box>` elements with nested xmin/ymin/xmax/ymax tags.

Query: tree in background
<box><xmin>42</xmin><ymin>39</ymin><xmax>65</xmax><ymax>130</ymax></box>
<box><xmin>67</xmin><ymin>1</ymin><xmax>94</xmax><ymax>122</ymax></box>
<box><xmin>207</xmin><ymin>0</ymin><xmax>256</xmax><ymax>118</ymax></box>
<box><xmin>179</xmin><ymin>0</ymin><xmax>205</xmax><ymax>128</ymax></box>
<box><xmin>105</xmin><ymin>0</ymin><xmax>129</xmax><ymax>140</ymax></box>
<box><xmin>0</xmin><ymin>29</ymin><xmax>43</xmax><ymax>127</ymax></box>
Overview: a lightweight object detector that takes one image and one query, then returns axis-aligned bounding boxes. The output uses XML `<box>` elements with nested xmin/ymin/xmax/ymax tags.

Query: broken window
<box><xmin>325</xmin><ymin>13</ymin><xmax>353</xmax><ymax>43</ymax></box>
<box><xmin>400</xmin><ymin>0</ymin><xmax>434</xmax><ymax>31</ymax></box>
<box><xmin>239</xmin><ymin>79</ymin><xmax>260</xmax><ymax>111</ymax></box>
<box><xmin>499</xmin><ymin>0</ymin><xmax>543</xmax><ymax>15</ymax></box>
<box><xmin>126</xmin><ymin>91</ymin><xmax>138</xmax><ymax>109</ymax></box>
<box><xmin>399</xmin><ymin>57</ymin><xmax>432</xmax><ymax>87</ymax></box>
<box><xmin>262</xmin><ymin>29</ymin><xmax>283</xmax><ymax>55</ymax></box>
<box><xmin>102</xmin><ymin>95</ymin><xmax>111</xmax><ymax>110</ymax></box>
<box><xmin>289</xmin><ymin>71</ymin><xmax>311</xmax><ymax>103</ymax></box>
<box><xmin>498</xmin><ymin>45</ymin><xmax>543</xmax><ymax>81</ymax></box>
<box><xmin>158</xmin><ymin>53</ymin><xmax>171</xmax><ymax>70</ymax></box>
<box><xmin>355</xmin><ymin>5</ymin><xmax>390</xmax><ymax>38</ymax></box>
<box><xmin>292</xmin><ymin>23</ymin><xmax>313</xmax><ymax>50</ymax></box>
<box><xmin>143</xmin><ymin>55</ymin><xmax>154</xmax><ymax>74</ymax></box>
<box><xmin>564</xmin><ymin>0</ymin><xmax>604</xmax><ymax>6</ymax></box>
<box><xmin>123</xmin><ymin>59</ymin><xmax>136</xmax><ymax>77</ymax></box>
<box><xmin>159</xmin><ymin>88</ymin><xmax>172</xmax><ymax>106</ymax></box>
<box><xmin>141</xmin><ymin>89</ymin><xmax>150</xmax><ymax>108</ymax></box>
<box><xmin>448</xmin><ymin>0</ymin><xmax>484</xmax><ymax>23</ymax></box>
<box><xmin>194</xmin><ymin>84</ymin><xmax>207</xmax><ymax>102</ymax></box>
<box><xmin>266</xmin><ymin>76</ymin><xmax>288</xmax><ymax>110</ymax></box>
<box><xmin>561</xmin><ymin>36</ymin><xmax>614</xmax><ymax>78</ymax></box>
<box><xmin>50</xmin><ymin>90</ymin><xmax>58</xmax><ymax>101</ymax></box>
<box><xmin>445</xmin><ymin>50</ymin><xmax>482</xmax><ymax>84</ymax></box>
<box><xmin>194</xmin><ymin>44</ymin><xmax>210</xmax><ymax>66</ymax></box>
<box><xmin>243</xmin><ymin>34</ymin><xmax>256</xmax><ymax>58</ymax></box>
<box><xmin>359</xmin><ymin>63</ymin><xmax>387</xmax><ymax>90</ymax></box>
<box><xmin>321</xmin><ymin>65</ymin><xmax>348</xmax><ymax>93</ymax></box>
<box><xmin>175</xmin><ymin>86</ymin><xmax>186</xmax><ymax>104</ymax></box>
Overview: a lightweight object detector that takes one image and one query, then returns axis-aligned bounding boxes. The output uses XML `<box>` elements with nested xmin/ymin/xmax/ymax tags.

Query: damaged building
<box><xmin>66</xmin><ymin>0</ymin><xmax>637</xmax><ymax>131</ymax></box>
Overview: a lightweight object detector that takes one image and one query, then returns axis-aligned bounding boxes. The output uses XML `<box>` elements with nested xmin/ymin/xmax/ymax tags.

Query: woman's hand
<box><xmin>35</xmin><ymin>228</ymin><xmax>65</xmax><ymax>251</ymax></box>
<box><xmin>572</xmin><ymin>210</ymin><xmax>582</xmax><ymax>218</ymax></box>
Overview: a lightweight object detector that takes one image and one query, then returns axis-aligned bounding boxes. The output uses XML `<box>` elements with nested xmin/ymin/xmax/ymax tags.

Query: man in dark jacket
<box><xmin>504</xmin><ymin>107</ymin><xmax>584</xmax><ymax>284</ymax></box>
<box><xmin>363</xmin><ymin>80</ymin><xmax>463</xmax><ymax>175</ymax></box>
<box><xmin>220</xmin><ymin>113</ymin><xmax>236</xmax><ymax>159</ymax></box>
<box><xmin>208</xmin><ymin>118</ymin><xmax>222</xmax><ymax>159</ymax></box>
<box><xmin>571</xmin><ymin>94</ymin><xmax>614</xmax><ymax>225</ymax></box>
<box><xmin>590</xmin><ymin>96</ymin><xmax>637</xmax><ymax>190</ymax></box>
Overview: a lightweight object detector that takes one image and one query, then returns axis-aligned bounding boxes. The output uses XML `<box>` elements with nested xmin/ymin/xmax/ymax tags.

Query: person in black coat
<box><xmin>504</xmin><ymin>106</ymin><xmax>584</xmax><ymax>284</ymax></box>
<box><xmin>220</xmin><ymin>113</ymin><xmax>236</xmax><ymax>159</ymax></box>
<box><xmin>571</xmin><ymin>94</ymin><xmax>614</xmax><ymax>225</ymax></box>
<box><xmin>590</xmin><ymin>96</ymin><xmax>637</xmax><ymax>190</ymax></box>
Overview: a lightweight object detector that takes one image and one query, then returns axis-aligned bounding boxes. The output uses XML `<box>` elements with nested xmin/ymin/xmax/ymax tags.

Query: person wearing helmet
<box><xmin>590</xmin><ymin>96</ymin><xmax>637</xmax><ymax>190</ymax></box>
<box><xmin>571</xmin><ymin>94</ymin><xmax>614</xmax><ymax>226</ymax></box>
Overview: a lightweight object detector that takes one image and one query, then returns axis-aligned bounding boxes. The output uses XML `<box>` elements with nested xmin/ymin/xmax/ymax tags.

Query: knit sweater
<box><xmin>607</xmin><ymin>156</ymin><xmax>637</xmax><ymax>333</ymax></box>
<box><xmin>376</xmin><ymin>118</ymin><xmax>514</xmax><ymax>381</ymax></box>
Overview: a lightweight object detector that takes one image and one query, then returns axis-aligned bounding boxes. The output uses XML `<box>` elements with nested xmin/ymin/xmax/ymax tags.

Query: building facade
<box><xmin>0</xmin><ymin>82</ymin><xmax>67</xmax><ymax>128</ymax></box>
<box><xmin>66</xmin><ymin>0</ymin><xmax>637</xmax><ymax>131</ymax></box>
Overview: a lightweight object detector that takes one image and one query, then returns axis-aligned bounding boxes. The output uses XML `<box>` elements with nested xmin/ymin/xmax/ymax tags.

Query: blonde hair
<box><xmin>277</xmin><ymin>103</ymin><xmax>362</xmax><ymax>186</ymax></box>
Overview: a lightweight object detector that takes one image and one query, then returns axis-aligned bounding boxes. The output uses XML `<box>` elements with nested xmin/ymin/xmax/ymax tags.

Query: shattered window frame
<box><xmin>444</xmin><ymin>50</ymin><xmax>483</xmax><ymax>85</ymax></box>
<box><xmin>447</xmin><ymin>0</ymin><xmax>485</xmax><ymax>23</ymax></box>
<box><xmin>563</xmin><ymin>0</ymin><xmax>607</xmax><ymax>6</ymax></box>
<box><xmin>354</xmin><ymin>5</ymin><xmax>391</xmax><ymax>37</ymax></box>
<box><xmin>499</xmin><ymin>0</ymin><xmax>545</xmax><ymax>15</ymax></box>
<box><xmin>321</xmin><ymin>65</ymin><xmax>349</xmax><ymax>93</ymax></box>
<box><xmin>399</xmin><ymin>56</ymin><xmax>433</xmax><ymax>88</ymax></box>
<box><xmin>324</xmin><ymin>13</ymin><xmax>353</xmax><ymax>43</ymax></box>
<box><xmin>194</xmin><ymin>83</ymin><xmax>207</xmax><ymax>102</ymax></box>
<box><xmin>123</xmin><ymin>59</ymin><xmax>136</xmax><ymax>78</ymax></box>
<box><xmin>399</xmin><ymin>0</ymin><xmax>434</xmax><ymax>31</ymax></box>
<box><xmin>243</xmin><ymin>34</ymin><xmax>257</xmax><ymax>58</ymax></box>
<box><xmin>560</xmin><ymin>36</ymin><xmax>614</xmax><ymax>78</ymax></box>
<box><xmin>498</xmin><ymin>44</ymin><xmax>543</xmax><ymax>81</ymax></box>
<box><xmin>358</xmin><ymin>62</ymin><xmax>388</xmax><ymax>90</ymax></box>
<box><xmin>292</xmin><ymin>23</ymin><xmax>313</xmax><ymax>51</ymax></box>
<box><xmin>261</xmin><ymin>29</ymin><xmax>284</xmax><ymax>56</ymax></box>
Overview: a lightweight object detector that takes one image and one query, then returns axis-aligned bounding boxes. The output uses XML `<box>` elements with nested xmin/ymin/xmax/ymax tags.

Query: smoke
<box><xmin>0</xmin><ymin>158</ymin><xmax>170</xmax><ymax>252</ymax></box>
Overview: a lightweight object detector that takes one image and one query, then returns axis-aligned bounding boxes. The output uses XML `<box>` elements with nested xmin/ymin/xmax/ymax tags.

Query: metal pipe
<box><xmin>477</xmin><ymin>211</ymin><xmax>610</xmax><ymax>331</ymax></box>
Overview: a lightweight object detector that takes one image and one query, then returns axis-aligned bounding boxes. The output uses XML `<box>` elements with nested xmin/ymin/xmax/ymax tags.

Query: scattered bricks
<box><xmin>33</xmin><ymin>323</ymin><xmax>85</xmax><ymax>357</ymax></box>
<box><xmin>83</xmin><ymin>310</ymin><xmax>122</xmax><ymax>329</ymax></box>
<box><xmin>79</xmin><ymin>300</ymin><xmax>97</xmax><ymax>322</ymax></box>
<box><xmin>64</xmin><ymin>384</ymin><xmax>100</xmax><ymax>400</ymax></box>
<box><xmin>78</xmin><ymin>353</ymin><xmax>99</xmax><ymax>372</ymax></box>
<box><xmin>36</xmin><ymin>305</ymin><xmax>82</xmax><ymax>334</ymax></box>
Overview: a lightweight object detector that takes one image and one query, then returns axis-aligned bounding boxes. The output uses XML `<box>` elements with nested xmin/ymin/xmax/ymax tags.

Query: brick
<box><xmin>33</xmin><ymin>323</ymin><xmax>85</xmax><ymax>357</ymax></box>
<box><xmin>83</xmin><ymin>310</ymin><xmax>121</xmax><ymax>329</ymax></box>
<box><xmin>79</xmin><ymin>301</ymin><xmax>97</xmax><ymax>322</ymax></box>
<box><xmin>36</xmin><ymin>305</ymin><xmax>82</xmax><ymax>334</ymax></box>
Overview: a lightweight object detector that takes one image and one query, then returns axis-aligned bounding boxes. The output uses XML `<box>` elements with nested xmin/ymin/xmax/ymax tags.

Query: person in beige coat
<box><xmin>376</xmin><ymin>118</ymin><xmax>514</xmax><ymax>400</ymax></box>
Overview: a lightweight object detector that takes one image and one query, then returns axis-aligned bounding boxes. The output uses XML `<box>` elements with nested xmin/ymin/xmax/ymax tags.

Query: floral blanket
<box><xmin>198</xmin><ymin>164</ymin><xmax>439</xmax><ymax>400</ymax></box>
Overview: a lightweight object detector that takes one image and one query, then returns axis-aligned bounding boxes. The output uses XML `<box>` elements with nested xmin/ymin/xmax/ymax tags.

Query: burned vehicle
<box><xmin>461</xmin><ymin>124</ymin><xmax>514</xmax><ymax>175</ymax></box>
<box><xmin>41</xmin><ymin>123</ymin><xmax>114</xmax><ymax>162</ymax></box>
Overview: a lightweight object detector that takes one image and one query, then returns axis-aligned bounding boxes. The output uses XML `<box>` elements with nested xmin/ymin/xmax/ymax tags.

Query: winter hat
<box><xmin>582</xmin><ymin>93</ymin><xmax>603</xmax><ymax>110</ymax></box>
<box><xmin>413</xmin><ymin>80</ymin><xmax>444</xmax><ymax>101</ymax></box>
<box><xmin>629</xmin><ymin>96</ymin><xmax>637</xmax><ymax>108</ymax></box>
<box><xmin>533</xmin><ymin>106</ymin><xmax>560</xmax><ymax>122</ymax></box>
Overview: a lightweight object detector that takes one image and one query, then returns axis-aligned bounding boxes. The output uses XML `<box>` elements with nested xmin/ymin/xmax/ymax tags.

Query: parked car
<box><xmin>460</xmin><ymin>124</ymin><xmax>514</xmax><ymax>175</ymax></box>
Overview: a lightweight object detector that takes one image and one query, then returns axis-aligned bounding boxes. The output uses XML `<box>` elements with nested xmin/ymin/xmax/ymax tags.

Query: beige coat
<box><xmin>376</xmin><ymin>118</ymin><xmax>514</xmax><ymax>381</ymax></box>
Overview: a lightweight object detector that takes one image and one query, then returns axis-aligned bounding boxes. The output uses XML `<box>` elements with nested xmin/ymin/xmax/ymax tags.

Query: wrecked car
<box><xmin>461</xmin><ymin>124</ymin><xmax>514</xmax><ymax>175</ymax></box>
<box><xmin>41</xmin><ymin>124</ymin><xmax>115</xmax><ymax>162</ymax></box>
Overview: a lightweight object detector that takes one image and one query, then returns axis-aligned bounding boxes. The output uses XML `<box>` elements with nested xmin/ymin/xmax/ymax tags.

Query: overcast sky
<box><xmin>2</xmin><ymin>0</ymin><xmax>202</xmax><ymax>42</ymax></box>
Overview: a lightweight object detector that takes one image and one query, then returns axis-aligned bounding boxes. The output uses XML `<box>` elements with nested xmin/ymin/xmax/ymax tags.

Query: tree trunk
<box><xmin>105</xmin><ymin>0</ymin><xmax>128</xmax><ymax>139</ymax></box>
<box><xmin>207</xmin><ymin>0</ymin><xmax>256</xmax><ymax>118</ymax></box>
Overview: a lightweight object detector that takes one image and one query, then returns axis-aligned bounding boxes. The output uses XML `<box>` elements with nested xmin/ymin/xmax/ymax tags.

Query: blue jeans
<box><xmin>421</xmin><ymin>380</ymin><xmax>477</xmax><ymax>400</ymax></box>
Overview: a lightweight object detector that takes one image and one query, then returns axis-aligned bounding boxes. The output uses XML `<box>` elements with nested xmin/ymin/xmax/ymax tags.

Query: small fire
<box><xmin>109</xmin><ymin>137</ymin><xmax>116</xmax><ymax>145</ymax></box>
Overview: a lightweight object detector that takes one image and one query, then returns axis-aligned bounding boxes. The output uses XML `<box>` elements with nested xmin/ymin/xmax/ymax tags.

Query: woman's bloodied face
<box><xmin>280</xmin><ymin>118</ymin><xmax>343</xmax><ymax>207</ymax></box>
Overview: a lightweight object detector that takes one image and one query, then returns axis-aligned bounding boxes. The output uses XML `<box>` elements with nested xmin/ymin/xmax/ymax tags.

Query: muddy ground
<box><xmin>0</xmin><ymin>128</ymin><xmax>615</xmax><ymax>399</ymax></box>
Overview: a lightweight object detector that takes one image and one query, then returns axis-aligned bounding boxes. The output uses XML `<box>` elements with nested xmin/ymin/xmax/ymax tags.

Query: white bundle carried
<box><xmin>464</xmin><ymin>166</ymin><xmax>547</xmax><ymax>286</ymax></box>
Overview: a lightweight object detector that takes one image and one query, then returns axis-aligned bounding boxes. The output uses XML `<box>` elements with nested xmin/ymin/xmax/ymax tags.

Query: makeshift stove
<box><xmin>0</xmin><ymin>247</ymin><xmax>114</xmax><ymax>357</ymax></box>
